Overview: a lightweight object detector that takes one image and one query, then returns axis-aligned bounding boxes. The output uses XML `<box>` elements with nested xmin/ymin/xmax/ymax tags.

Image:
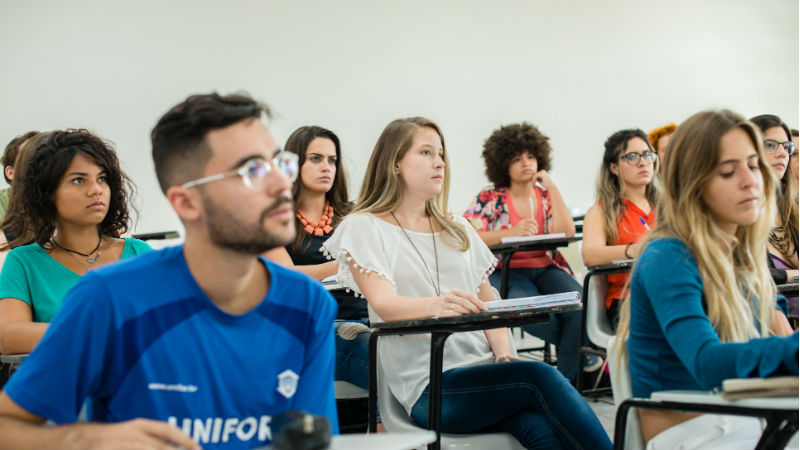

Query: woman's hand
<box><xmin>432</xmin><ymin>289</ymin><xmax>487</xmax><ymax>318</ymax></box>
<box><xmin>771</xmin><ymin>309</ymin><xmax>794</xmax><ymax>337</ymax></box>
<box><xmin>628</xmin><ymin>232</ymin><xmax>652</xmax><ymax>258</ymax></box>
<box><xmin>494</xmin><ymin>354</ymin><xmax>521</xmax><ymax>363</ymax></box>
<box><xmin>533</xmin><ymin>170</ymin><xmax>554</xmax><ymax>190</ymax></box>
<box><xmin>507</xmin><ymin>218</ymin><xmax>538</xmax><ymax>236</ymax></box>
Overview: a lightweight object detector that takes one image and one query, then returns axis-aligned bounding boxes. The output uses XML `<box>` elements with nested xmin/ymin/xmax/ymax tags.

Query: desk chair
<box><xmin>375</xmin><ymin>359</ymin><xmax>525</xmax><ymax>450</ymax></box>
<box><xmin>576</xmin><ymin>270</ymin><xmax>615</xmax><ymax>395</ymax></box>
<box><xmin>335</xmin><ymin>381</ymin><xmax>369</xmax><ymax>433</ymax></box>
<box><xmin>607</xmin><ymin>336</ymin><xmax>645</xmax><ymax>450</ymax></box>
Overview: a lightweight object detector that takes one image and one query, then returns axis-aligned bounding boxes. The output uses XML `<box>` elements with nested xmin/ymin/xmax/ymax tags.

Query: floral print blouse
<box><xmin>463</xmin><ymin>186</ymin><xmax>572</xmax><ymax>273</ymax></box>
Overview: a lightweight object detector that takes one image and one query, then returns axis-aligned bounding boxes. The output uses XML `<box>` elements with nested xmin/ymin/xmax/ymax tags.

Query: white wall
<box><xmin>1</xmin><ymin>0</ymin><xmax>797</xmax><ymax>234</ymax></box>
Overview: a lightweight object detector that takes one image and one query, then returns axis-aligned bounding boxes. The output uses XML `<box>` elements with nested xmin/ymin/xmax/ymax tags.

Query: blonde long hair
<box><xmin>615</xmin><ymin>110</ymin><xmax>777</xmax><ymax>354</ymax></box>
<box><xmin>596</xmin><ymin>129</ymin><xmax>659</xmax><ymax>243</ymax></box>
<box><xmin>351</xmin><ymin>117</ymin><xmax>470</xmax><ymax>251</ymax></box>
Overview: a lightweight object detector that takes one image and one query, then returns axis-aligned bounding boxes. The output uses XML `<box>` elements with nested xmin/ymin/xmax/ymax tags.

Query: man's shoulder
<box><xmin>79</xmin><ymin>246</ymin><xmax>186</xmax><ymax>301</ymax></box>
<box><xmin>265</xmin><ymin>259</ymin><xmax>330</xmax><ymax>298</ymax></box>
<box><xmin>263</xmin><ymin>259</ymin><xmax>336</xmax><ymax>314</ymax></box>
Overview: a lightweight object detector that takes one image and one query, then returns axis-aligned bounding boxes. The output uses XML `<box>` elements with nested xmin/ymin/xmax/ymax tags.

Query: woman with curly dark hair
<box><xmin>0</xmin><ymin>129</ymin><xmax>151</xmax><ymax>355</ymax></box>
<box><xmin>464</xmin><ymin>122</ymin><xmax>600</xmax><ymax>383</ymax></box>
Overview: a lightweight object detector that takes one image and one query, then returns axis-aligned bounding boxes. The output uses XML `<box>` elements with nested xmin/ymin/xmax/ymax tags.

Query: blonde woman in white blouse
<box><xmin>323</xmin><ymin>117</ymin><xmax>611</xmax><ymax>450</ymax></box>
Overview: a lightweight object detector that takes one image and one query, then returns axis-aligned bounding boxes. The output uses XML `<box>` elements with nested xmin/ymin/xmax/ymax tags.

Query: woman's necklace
<box><xmin>52</xmin><ymin>232</ymin><xmax>102</xmax><ymax>265</ymax></box>
<box><xmin>297</xmin><ymin>201</ymin><xmax>334</xmax><ymax>236</ymax></box>
<box><xmin>391</xmin><ymin>212</ymin><xmax>441</xmax><ymax>296</ymax></box>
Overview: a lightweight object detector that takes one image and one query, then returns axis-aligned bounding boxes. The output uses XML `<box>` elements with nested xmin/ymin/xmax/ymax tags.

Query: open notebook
<box><xmin>484</xmin><ymin>291</ymin><xmax>580</xmax><ymax>311</ymax></box>
<box><xmin>499</xmin><ymin>232</ymin><xmax>566</xmax><ymax>244</ymax></box>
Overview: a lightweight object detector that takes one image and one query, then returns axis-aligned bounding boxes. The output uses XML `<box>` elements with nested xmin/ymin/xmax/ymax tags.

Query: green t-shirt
<box><xmin>0</xmin><ymin>188</ymin><xmax>9</xmax><ymax>222</ymax></box>
<box><xmin>0</xmin><ymin>238</ymin><xmax>152</xmax><ymax>322</ymax></box>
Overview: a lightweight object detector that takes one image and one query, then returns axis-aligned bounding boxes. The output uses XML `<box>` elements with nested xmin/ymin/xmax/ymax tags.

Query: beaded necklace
<box><xmin>296</xmin><ymin>201</ymin><xmax>334</xmax><ymax>236</ymax></box>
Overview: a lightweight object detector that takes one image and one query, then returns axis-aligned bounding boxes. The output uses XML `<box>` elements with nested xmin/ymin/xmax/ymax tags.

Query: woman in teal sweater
<box><xmin>0</xmin><ymin>129</ymin><xmax>151</xmax><ymax>355</ymax></box>
<box><xmin>615</xmin><ymin>110</ymin><xmax>797</xmax><ymax>449</ymax></box>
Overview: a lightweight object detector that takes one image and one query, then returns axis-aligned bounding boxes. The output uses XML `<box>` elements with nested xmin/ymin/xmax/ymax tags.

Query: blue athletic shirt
<box><xmin>4</xmin><ymin>245</ymin><xmax>339</xmax><ymax>449</ymax></box>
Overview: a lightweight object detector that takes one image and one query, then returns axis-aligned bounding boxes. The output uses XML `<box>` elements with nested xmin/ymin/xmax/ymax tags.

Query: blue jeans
<box><xmin>489</xmin><ymin>266</ymin><xmax>583</xmax><ymax>382</ymax></box>
<box><xmin>410</xmin><ymin>361</ymin><xmax>612</xmax><ymax>449</ymax></box>
<box><xmin>334</xmin><ymin>319</ymin><xmax>370</xmax><ymax>389</ymax></box>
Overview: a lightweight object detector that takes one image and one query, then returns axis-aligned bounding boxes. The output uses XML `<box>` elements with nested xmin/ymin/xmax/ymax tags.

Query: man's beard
<box><xmin>203</xmin><ymin>193</ymin><xmax>295</xmax><ymax>254</ymax></box>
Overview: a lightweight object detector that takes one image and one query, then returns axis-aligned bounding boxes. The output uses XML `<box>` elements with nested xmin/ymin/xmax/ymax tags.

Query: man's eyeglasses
<box><xmin>182</xmin><ymin>152</ymin><xmax>299</xmax><ymax>191</ymax></box>
<box><xmin>764</xmin><ymin>139</ymin><xmax>796</xmax><ymax>156</ymax></box>
<box><xmin>619</xmin><ymin>151</ymin><xmax>657</xmax><ymax>165</ymax></box>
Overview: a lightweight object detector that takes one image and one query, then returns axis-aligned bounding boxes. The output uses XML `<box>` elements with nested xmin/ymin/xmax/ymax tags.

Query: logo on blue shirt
<box><xmin>277</xmin><ymin>369</ymin><xmax>298</xmax><ymax>399</ymax></box>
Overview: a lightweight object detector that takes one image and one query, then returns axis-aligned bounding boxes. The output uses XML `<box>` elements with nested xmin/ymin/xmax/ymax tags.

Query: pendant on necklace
<box><xmin>87</xmin><ymin>256</ymin><xmax>96</xmax><ymax>264</ymax></box>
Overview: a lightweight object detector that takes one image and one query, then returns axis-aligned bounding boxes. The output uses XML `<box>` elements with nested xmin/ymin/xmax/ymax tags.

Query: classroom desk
<box><xmin>131</xmin><ymin>230</ymin><xmax>180</xmax><ymax>241</ymax></box>
<box><xmin>614</xmin><ymin>391</ymin><xmax>799</xmax><ymax>450</ymax></box>
<box><xmin>259</xmin><ymin>430</ymin><xmax>436</xmax><ymax>450</ymax></box>
<box><xmin>323</xmin><ymin>279</ymin><xmax>347</xmax><ymax>292</ymax></box>
<box><xmin>488</xmin><ymin>236</ymin><xmax>581</xmax><ymax>298</ymax></box>
<box><xmin>0</xmin><ymin>354</ymin><xmax>26</xmax><ymax>371</ymax></box>
<box><xmin>368</xmin><ymin>302</ymin><xmax>581</xmax><ymax>450</ymax></box>
<box><xmin>777</xmin><ymin>282</ymin><xmax>798</xmax><ymax>295</ymax></box>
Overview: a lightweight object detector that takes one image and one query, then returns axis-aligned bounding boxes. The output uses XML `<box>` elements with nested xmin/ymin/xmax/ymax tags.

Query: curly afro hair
<box><xmin>482</xmin><ymin>122</ymin><xmax>551</xmax><ymax>188</ymax></box>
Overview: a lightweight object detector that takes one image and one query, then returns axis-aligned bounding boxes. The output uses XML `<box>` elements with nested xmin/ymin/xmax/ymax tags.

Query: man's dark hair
<box><xmin>2</xmin><ymin>129</ymin><xmax>136</xmax><ymax>249</ymax></box>
<box><xmin>792</xmin><ymin>129</ymin><xmax>799</xmax><ymax>138</ymax></box>
<box><xmin>482</xmin><ymin>122</ymin><xmax>551</xmax><ymax>188</ymax></box>
<box><xmin>2</xmin><ymin>131</ymin><xmax>39</xmax><ymax>184</ymax></box>
<box><xmin>151</xmin><ymin>92</ymin><xmax>271</xmax><ymax>193</ymax></box>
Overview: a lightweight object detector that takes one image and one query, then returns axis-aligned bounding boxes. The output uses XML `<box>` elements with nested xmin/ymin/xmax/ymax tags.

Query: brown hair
<box><xmin>284</xmin><ymin>126</ymin><xmax>352</xmax><ymax>253</ymax></box>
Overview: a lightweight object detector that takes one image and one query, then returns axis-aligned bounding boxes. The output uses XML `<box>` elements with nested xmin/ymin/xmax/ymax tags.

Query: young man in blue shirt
<box><xmin>0</xmin><ymin>93</ymin><xmax>338</xmax><ymax>449</ymax></box>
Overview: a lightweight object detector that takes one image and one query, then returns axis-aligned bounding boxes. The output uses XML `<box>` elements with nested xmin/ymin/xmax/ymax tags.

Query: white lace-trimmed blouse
<box><xmin>322</xmin><ymin>213</ymin><xmax>498</xmax><ymax>414</ymax></box>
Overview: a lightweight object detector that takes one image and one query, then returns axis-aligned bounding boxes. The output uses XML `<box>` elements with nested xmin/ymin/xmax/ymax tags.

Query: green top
<box><xmin>0</xmin><ymin>188</ymin><xmax>9</xmax><ymax>222</ymax></box>
<box><xmin>0</xmin><ymin>238</ymin><xmax>152</xmax><ymax>322</ymax></box>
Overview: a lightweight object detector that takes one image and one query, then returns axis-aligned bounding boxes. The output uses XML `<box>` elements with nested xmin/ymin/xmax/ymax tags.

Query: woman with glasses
<box><xmin>262</xmin><ymin>126</ymin><xmax>373</xmax><ymax>392</ymax></box>
<box><xmin>0</xmin><ymin>129</ymin><xmax>151</xmax><ymax>355</ymax></box>
<box><xmin>750</xmin><ymin>115</ymin><xmax>798</xmax><ymax>326</ymax></box>
<box><xmin>615</xmin><ymin>110</ymin><xmax>796</xmax><ymax>449</ymax></box>
<box><xmin>463</xmin><ymin>122</ymin><xmax>600</xmax><ymax>382</ymax></box>
<box><xmin>323</xmin><ymin>117</ymin><xmax>612</xmax><ymax>449</ymax></box>
<box><xmin>749</xmin><ymin>115</ymin><xmax>798</xmax><ymax>291</ymax></box>
<box><xmin>582</xmin><ymin>129</ymin><xmax>659</xmax><ymax>329</ymax></box>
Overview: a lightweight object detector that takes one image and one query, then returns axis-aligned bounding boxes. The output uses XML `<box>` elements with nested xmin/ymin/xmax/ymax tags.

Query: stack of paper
<box><xmin>484</xmin><ymin>291</ymin><xmax>580</xmax><ymax>311</ymax></box>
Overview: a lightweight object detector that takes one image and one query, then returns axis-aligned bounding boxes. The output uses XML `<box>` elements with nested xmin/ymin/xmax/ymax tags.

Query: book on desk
<box><xmin>484</xmin><ymin>291</ymin><xmax>580</xmax><ymax>311</ymax></box>
<box><xmin>499</xmin><ymin>232</ymin><xmax>566</xmax><ymax>244</ymax></box>
<box><xmin>721</xmin><ymin>376</ymin><xmax>799</xmax><ymax>400</ymax></box>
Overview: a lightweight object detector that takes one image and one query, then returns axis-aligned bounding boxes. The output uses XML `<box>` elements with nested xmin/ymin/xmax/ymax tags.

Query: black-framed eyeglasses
<box><xmin>619</xmin><ymin>151</ymin><xmax>657</xmax><ymax>165</ymax></box>
<box><xmin>764</xmin><ymin>139</ymin><xmax>796</xmax><ymax>156</ymax></box>
<box><xmin>182</xmin><ymin>152</ymin><xmax>299</xmax><ymax>191</ymax></box>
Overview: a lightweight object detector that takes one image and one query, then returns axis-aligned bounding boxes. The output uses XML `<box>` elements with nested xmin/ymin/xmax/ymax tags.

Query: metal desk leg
<box><xmin>500</xmin><ymin>253</ymin><xmax>512</xmax><ymax>299</ymax></box>
<box><xmin>427</xmin><ymin>332</ymin><xmax>451</xmax><ymax>450</ymax></box>
<box><xmin>368</xmin><ymin>332</ymin><xmax>379</xmax><ymax>433</ymax></box>
<box><xmin>756</xmin><ymin>411</ymin><xmax>799</xmax><ymax>450</ymax></box>
<box><xmin>576</xmin><ymin>272</ymin><xmax>592</xmax><ymax>392</ymax></box>
<box><xmin>612</xmin><ymin>401</ymin><xmax>633</xmax><ymax>450</ymax></box>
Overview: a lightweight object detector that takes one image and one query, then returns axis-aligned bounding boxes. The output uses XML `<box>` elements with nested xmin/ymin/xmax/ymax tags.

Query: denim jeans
<box><xmin>410</xmin><ymin>361</ymin><xmax>612</xmax><ymax>450</ymax></box>
<box><xmin>489</xmin><ymin>265</ymin><xmax>583</xmax><ymax>382</ymax></box>
<box><xmin>334</xmin><ymin>319</ymin><xmax>371</xmax><ymax>389</ymax></box>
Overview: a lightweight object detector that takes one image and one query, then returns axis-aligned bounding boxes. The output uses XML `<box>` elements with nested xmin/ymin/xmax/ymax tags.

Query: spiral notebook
<box><xmin>484</xmin><ymin>291</ymin><xmax>580</xmax><ymax>311</ymax></box>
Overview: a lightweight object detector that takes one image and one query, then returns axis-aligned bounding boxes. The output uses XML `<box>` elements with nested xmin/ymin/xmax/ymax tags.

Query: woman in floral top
<box><xmin>464</xmin><ymin>122</ymin><xmax>602</xmax><ymax>382</ymax></box>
